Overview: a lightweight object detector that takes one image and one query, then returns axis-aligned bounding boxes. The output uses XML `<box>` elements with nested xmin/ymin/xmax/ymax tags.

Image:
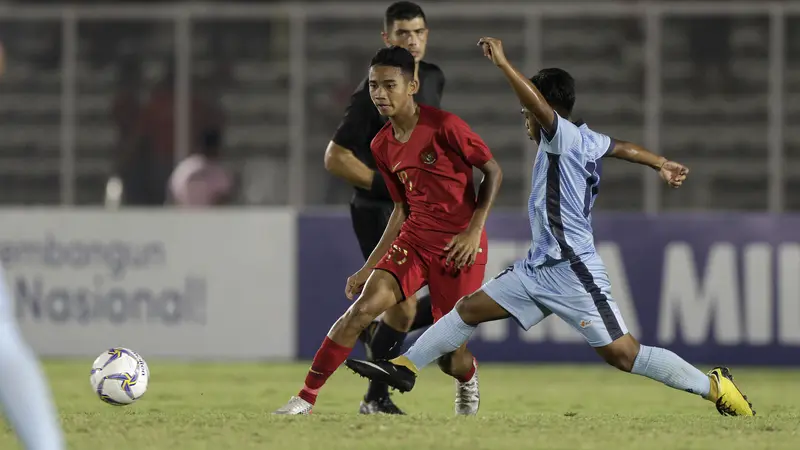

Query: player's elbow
<box><xmin>606</xmin><ymin>140</ymin><xmax>635</xmax><ymax>159</ymax></box>
<box><xmin>480</xmin><ymin>159</ymin><xmax>503</xmax><ymax>183</ymax></box>
<box><xmin>392</xmin><ymin>202</ymin><xmax>409</xmax><ymax>220</ymax></box>
<box><xmin>323</xmin><ymin>142</ymin><xmax>347</xmax><ymax>173</ymax></box>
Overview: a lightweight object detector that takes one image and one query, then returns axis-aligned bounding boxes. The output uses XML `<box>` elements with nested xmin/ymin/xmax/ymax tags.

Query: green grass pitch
<box><xmin>2</xmin><ymin>361</ymin><xmax>798</xmax><ymax>449</ymax></box>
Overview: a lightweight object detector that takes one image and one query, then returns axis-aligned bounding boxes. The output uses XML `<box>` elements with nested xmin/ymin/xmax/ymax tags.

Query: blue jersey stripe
<box><xmin>544</xmin><ymin>153</ymin><xmax>623</xmax><ymax>340</ymax></box>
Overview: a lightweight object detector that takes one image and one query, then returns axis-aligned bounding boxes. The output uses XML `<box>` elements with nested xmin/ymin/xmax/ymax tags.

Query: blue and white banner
<box><xmin>1</xmin><ymin>209</ymin><xmax>297</xmax><ymax>360</ymax></box>
<box><xmin>4</xmin><ymin>208</ymin><xmax>798</xmax><ymax>365</ymax></box>
<box><xmin>298</xmin><ymin>212</ymin><xmax>800</xmax><ymax>365</ymax></box>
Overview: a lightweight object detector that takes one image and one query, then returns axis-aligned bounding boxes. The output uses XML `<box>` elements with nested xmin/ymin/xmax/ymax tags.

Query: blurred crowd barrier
<box><xmin>0</xmin><ymin>1</ymin><xmax>799</xmax><ymax>211</ymax></box>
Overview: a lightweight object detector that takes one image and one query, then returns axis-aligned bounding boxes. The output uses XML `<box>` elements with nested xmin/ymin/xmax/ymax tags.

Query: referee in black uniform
<box><xmin>323</xmin><ymin>2</ymin><xmax>445</xmax><ymax>415</ymax></box>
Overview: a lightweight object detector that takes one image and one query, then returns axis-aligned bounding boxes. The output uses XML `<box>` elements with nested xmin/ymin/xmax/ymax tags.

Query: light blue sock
<box><xmin>0</xmin><ymin>322</ymin><xmax>64</xmax><ymax>450</ymax></box>
<box><xmin>404</xmin><ymin>309</ymin><xmax>476</xmax><ymax>369</ymax></box>
<box><xmin>631</xmin><ymin>345</ymin><xmax>710</xmax><ymax>398</ymax></box>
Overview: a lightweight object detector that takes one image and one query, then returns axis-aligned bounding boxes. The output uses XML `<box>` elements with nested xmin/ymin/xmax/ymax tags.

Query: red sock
<box><xmin>298</xmin><ymin>337</ymin><xmax>353</xmax><ymax>405</ymax></box>
<box><xmin>456</xmin><ymin>357</ymin><xmax>477</xmax><ymax>383</ymax></box>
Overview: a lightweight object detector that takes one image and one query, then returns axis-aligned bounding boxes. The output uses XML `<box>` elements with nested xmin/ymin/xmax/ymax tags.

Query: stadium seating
<box><xmin>0</xmin><ymin>9</ymin><xmax>798</xmax><ymax>210</ymax></box>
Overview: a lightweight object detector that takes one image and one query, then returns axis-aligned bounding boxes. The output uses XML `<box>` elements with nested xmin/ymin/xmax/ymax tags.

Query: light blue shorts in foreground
<box><xmin>481</xmin><ymin>252</ymin><xmax>628</xmax><ymax>347</ymax></box>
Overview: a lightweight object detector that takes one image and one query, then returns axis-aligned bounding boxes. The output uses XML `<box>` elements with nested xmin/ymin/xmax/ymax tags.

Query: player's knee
<box><xmin>383</xmin><ymin>301</ymin><xmax>415</xmax><ymax>331</ymax></box>
<box><xmin>454</xmin><ymin>294</ymin><xmax>480</xmax><ymax>325</ymax></box>
<box><xmin>344</xmin><ymin>298</ymin><xmax>388</xmax><ymax>330</ymax></box>
<box><xmin>604</xmin><ymin>354</ymin><xmax>634</xmax><ymax>372</ymax></box>
<box><xmin>436</xmin><ymin>352</ymin><xmax>454</xmax><ymax>375</ymax></box>
<box><xmin>600</xmin><ymin>340</ymin><xmax>639</xmax><ymax>373</ymax></box>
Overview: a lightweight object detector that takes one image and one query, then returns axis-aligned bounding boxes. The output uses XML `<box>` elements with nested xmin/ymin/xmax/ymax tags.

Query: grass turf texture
<box><xmin>1</xmin><ymin>362</ymin><xmax>798</xmax><ymax>449</ymax></box>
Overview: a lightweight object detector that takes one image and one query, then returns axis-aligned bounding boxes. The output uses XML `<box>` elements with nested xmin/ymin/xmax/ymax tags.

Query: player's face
<box><xmin>383</xmin><ymin>18</ymin><xmax>428</xmax><ymax>63</ymax></box>
<box><xmin>369</xmin><ymin>66</ymin><xmax>416</xmax><ymax>117</ymax></box>
<box><xmin>522</xmin><ymin>108</ymin><xmax>538</xmax><ymax>141</ymax></box>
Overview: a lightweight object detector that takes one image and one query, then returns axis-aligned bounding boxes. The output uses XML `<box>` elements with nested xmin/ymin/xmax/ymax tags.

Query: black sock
<box><xmin>409</xmin><ymin>293</ymin><xmax>434</xmax><ymax>332</ymax></box>
<box><xmin>365</xmin><ymin>322</ymin><xmax>407</xmax><ymax>401</ymax></box>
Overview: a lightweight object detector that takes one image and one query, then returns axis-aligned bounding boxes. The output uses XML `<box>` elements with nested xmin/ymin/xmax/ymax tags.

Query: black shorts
<box><xmin>350</xmin><ymin>201</ymin><xmax>394</xmax><ymax>260</ymax></box>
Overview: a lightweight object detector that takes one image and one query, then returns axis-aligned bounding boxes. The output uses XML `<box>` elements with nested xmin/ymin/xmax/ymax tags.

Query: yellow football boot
<box><xmin>706</xmin><ymin>367</ymin><xmax>755</xmax><ymax>416</ymax></box>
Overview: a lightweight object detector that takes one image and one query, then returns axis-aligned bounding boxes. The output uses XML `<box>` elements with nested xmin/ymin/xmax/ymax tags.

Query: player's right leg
<box><xmin>0</xmin><ymin>265</ymin><xmax>64</xmax><ymax>449</ymax></box>
<box><xmin>275</xmin><ymin>237</ymin><xmax>428</xmax><ymax>415</ymax></box>
<box><xmin>349</xmin><ymin>202</ymin><xmax>418</xmax><ymax>414</ymax></box>
<box><xmin>273</xmin><ymin>269</ymin><xmax>404</xmax><ymax>415</ymax></box>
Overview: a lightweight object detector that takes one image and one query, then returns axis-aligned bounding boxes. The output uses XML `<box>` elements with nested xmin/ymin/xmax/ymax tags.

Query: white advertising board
<box><xmin>0</xmin><ymin>209</ymin><xmax>296</xmax><ymax>360</ymax></box>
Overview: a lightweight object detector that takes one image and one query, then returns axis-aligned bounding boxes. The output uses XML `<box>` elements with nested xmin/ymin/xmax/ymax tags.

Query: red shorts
<box><xmin>373</xmin><ymin>236</ymin><xmax>486</xmax><ymax>321</ymax></box>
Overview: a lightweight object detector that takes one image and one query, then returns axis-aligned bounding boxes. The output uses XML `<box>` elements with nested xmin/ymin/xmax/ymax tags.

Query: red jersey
<box><xmin>370</xmin><ymin>104</ymin><xmax>494</xmax><ymax>263</ymax></box>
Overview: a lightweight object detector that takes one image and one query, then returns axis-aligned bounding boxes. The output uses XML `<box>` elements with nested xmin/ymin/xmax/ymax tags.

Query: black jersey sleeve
<box><xmin>331</xmin><ymin>77</ymin><xmax>377</xmax><ymax>154</ymax></box>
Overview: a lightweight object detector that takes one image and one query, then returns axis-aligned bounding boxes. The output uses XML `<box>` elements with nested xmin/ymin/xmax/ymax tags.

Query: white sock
<box><xmin>631</xmin><ymin>345</ymin><xmax>710</xmax><ymax>398</ymax></box>
<box><xmin>404</xmin><ymin>310</ymin><xmax>475</xmax><ymax>370</ymax></box>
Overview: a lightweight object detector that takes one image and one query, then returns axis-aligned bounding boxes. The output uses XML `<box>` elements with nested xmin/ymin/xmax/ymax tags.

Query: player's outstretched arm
<box><xmin>607</xmin><ymin>140</ymin><xmax>689</xmax><ymax>188</ymax></box>
<box><xmin>477</xmin><ymin>37</ymin><xmax>556</xmax><ymax>137</ymax></box>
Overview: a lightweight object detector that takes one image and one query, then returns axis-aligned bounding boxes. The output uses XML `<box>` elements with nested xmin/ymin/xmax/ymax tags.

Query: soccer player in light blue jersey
<box><xmin>346</xmin><ymin>37</ymin><xmax>756</xmax><ymax>417</ymax></box>
<box><xmin>0</xmin><ymin>42</ymin><xmax>65</xmax><ymax>449</ymax></box>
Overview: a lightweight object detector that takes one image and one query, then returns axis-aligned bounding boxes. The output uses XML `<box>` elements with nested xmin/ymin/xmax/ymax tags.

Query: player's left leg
<box><xmin>0</xmin><ymin>265</ymin><xmax>64</xmax><ymax>449</ymax></box>
<box><xmin>424</xmin><ymin>263</ymin><xmax>487</xmax><ymax>415</ymax></box>
<box><xmin>436</xmin><ymin>343</ymin><xmax>479</xmax><ymax>415</ymax></box>
<box><xmin>596</xmin><ymin>334</ymin><xmax>755</xmax><ymax>416</ymax></box>
<box><xmin>538</xmin><ymin>254</ymin><xmax>755</xmax><ymax>417</ymax></box>
<box><xmin>351</xmin><ymin>202</ymin><xmax>430</xmax><ymax>414</ymax></box>
<box><xmin>274</xmin><ymin>270</ymin><xmax>407</xmax><ymax>415</ymax></box>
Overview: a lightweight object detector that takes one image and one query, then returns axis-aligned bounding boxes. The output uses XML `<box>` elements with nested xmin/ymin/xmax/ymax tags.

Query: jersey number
<box><xmin>582</xmin><ymin>161</ymin><xmax>599</xmax><ymax>218</ymax></box>
<box><xmin>397</xmin><ymin>170</ymin><xmax>414</xmax><ymax>192</ymax></box>
<box><xmin>387</xmin><ymin>244</ymin><xmax>408</xmax><ymax>265</ymax></box>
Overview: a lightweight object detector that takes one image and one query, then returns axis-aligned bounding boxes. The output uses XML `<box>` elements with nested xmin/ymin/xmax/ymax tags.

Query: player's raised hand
<box><xmin>659</xmin><ymin>160</ymin><xmax>689</xmax><ymax>188</ymax></box>
<box><xmin>477</xmin><ymin>37</ymin><xmax>509</xmax><ymax>68</ymax></box>
<box><xmin>445</xmin><ymin>229</ymin><xmax>483</xmax><ymax>269</ymax></box>
<box><xmin>345</xmin><ymin>268</ymin><xmax>371</xmax><ymax>300</ymax></box>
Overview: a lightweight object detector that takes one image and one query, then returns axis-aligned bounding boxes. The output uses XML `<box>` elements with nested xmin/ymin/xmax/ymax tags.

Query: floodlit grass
<box><xmin>1</xmin><ymin>361</ymin><xmax>797</xmax><ymax>449</ymax></box>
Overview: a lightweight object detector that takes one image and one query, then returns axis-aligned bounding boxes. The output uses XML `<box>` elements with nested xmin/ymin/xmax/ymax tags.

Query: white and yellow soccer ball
<box><xmin>90</xmin><ymin>348</ymin><xmax>150</xmax><ymax>405</ymax></box>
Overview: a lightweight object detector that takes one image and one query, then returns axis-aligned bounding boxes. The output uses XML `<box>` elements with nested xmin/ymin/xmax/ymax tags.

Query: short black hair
<box><xmin>384</xmin><ymin>1</ymin><xmax>427</xmax><ymax>31</ymax></box>
<box><xmin>370</xmin><ymin>46</ymin><xmax>415</xmax><ymax>79</ymax></box>
<box><xmin>530</xmin><ymin>68</ymin><xmax>576</xmax><ymax>115</ymax></box>
<box><xmin>200</xmin><ymin>129</ymin><xmax>222</xmax><ymax>158</ymax></box>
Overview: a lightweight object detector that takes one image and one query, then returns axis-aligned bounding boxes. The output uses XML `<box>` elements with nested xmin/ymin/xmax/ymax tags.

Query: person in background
<box><xmin>129</xmin><ymin>67</ymin><xmax>224</xmax><ymax>206</ymax></box>
<box><xmin>168</xmin><ymin>129</ymin><xmax>233</xmax><ymax>207</ymax></box>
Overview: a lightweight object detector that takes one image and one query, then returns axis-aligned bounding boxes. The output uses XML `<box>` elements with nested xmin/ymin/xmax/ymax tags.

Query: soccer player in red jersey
<box><xmin>275</xmin><ymin>46</ymin><xmax>503</xmax><ymax>415</ymax></box>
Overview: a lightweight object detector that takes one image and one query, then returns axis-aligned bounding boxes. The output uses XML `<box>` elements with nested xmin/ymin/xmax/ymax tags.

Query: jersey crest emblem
<box><xmin>420</xmin><ymin>150</ymin><xmax>437</xmax><ymax>165</ymax></box>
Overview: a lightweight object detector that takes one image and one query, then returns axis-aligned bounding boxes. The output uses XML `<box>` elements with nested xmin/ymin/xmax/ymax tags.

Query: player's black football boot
<box><xmin>359</xmin><ymin>395</ymin><xmax>406</xmax><ymax>415</ymax></box>
<box><xmin>345</xmin><ymin>359</ymin><xmax>417</xmax><ymax>393</ymax></box>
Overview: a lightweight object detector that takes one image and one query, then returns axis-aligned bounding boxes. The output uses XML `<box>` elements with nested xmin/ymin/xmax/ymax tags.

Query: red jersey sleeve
<box><xmin>371</xmin><ymin>141</ymin><xmax>406</xmax><ymax>203</ymax></box>
<box><xmin>442</xmin><ymin>114</ymin><xmax>494</xmax><ymax>167</ymax></box>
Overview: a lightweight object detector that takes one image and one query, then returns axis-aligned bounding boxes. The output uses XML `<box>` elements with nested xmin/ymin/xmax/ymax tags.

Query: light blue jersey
<box><xmin>526</xmin><ymin>113</ymin><xmax>614</xmax><ymax>266</ymax></box>
<box><xmin>481</xmin><ymin>112</ymin><xmax>627</xmax><ymax>347</ymax></box>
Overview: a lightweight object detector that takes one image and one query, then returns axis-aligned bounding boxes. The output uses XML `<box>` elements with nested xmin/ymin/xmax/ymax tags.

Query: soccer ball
<box><xmin>90</xmin><ymin>348</ymin><xmax>150</xmax><ymax>405</ymax></box>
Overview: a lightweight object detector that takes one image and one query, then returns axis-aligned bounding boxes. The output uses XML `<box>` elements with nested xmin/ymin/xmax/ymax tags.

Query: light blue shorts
<box><xmin>481</xmin><ymin>253</ymin><xmax>628</xmax><ymax>347</ymax></box>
